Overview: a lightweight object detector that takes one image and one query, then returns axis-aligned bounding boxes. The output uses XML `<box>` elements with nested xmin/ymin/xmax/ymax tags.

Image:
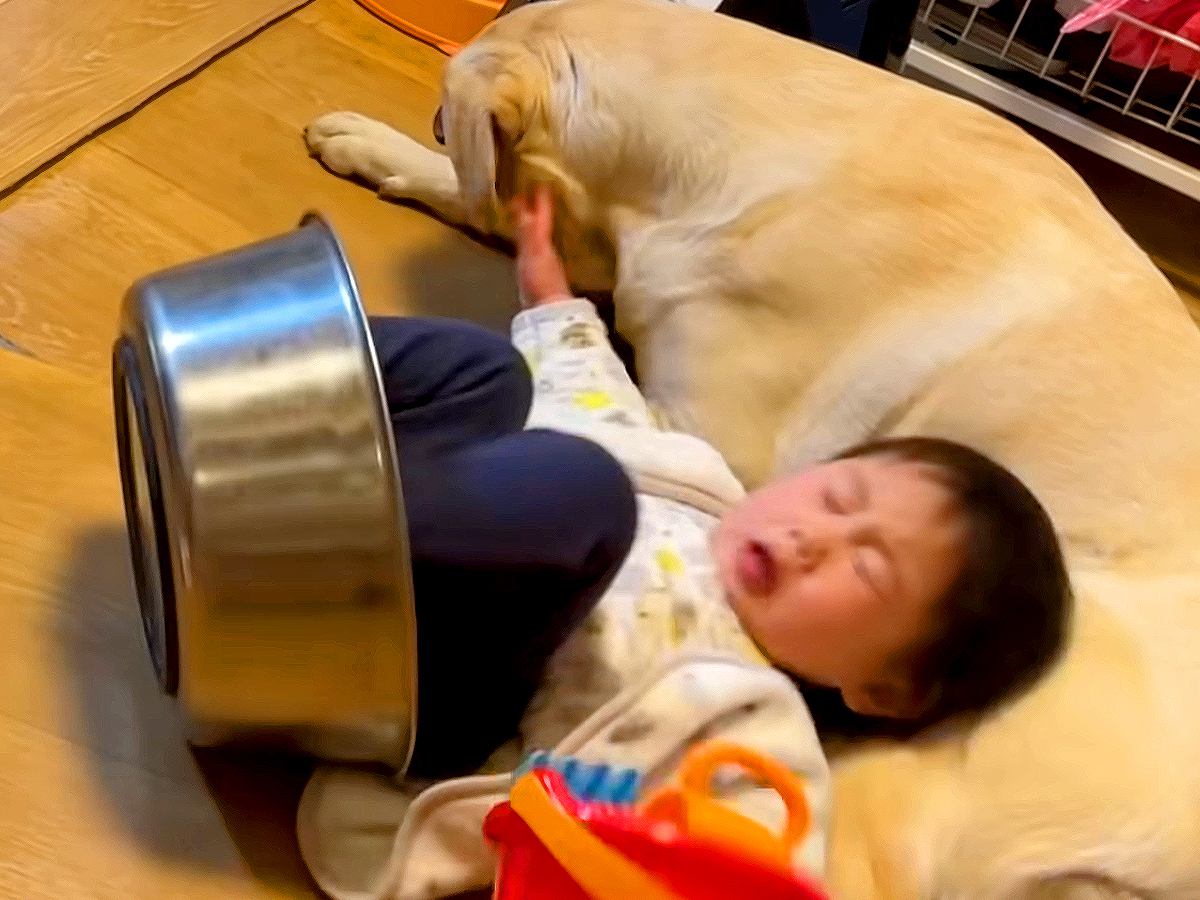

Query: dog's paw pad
<box><xmin>304</xmin><ymin>111</ymin><xmax>404</xmax><ymax>183</ymax></box>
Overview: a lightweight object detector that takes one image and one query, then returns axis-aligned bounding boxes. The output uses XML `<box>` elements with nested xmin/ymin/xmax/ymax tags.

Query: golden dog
<box><xmin>306</xmin><ymin>1</ymin><xmax>1200</xmax><ymax>895</ymax></box>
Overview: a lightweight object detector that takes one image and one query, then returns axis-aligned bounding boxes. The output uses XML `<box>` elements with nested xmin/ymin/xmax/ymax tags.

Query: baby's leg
<box><xmin>370</xmin><ymin>315</ymin><xmax>532</xmax><ymax>457</ymax></box>
<box><xmin>367</xmin><ymin>317</ymin><xmax>636</xmax><ymax>778</ymax></box>
<box><xmin>405</xmin><ymin>429</ymin><xmax>636</xmax><ymax>778</ymax></box>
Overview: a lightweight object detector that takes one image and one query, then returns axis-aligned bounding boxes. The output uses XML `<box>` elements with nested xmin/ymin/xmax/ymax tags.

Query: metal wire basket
<box><xmin>917</xmin><ymin>0</ymin><xmax>1200</xmax><ymax>145</ymax></box>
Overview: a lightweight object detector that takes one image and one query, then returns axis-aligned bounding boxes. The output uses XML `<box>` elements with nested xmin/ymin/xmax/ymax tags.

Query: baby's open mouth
<box><xmin>735</xmin><ymin>539</ymin><xmax>777</xmax><ymax>596</ymax></box>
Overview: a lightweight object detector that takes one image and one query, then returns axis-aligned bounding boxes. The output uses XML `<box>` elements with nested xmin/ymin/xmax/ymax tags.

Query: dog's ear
<box><xmin>445</xmin><ymin>56</ymin><xmax>537</xmax><ymax>231</ymax></box>
<box><xmin>453</xmin><ymin>103</ymin><xmax>519</xmax><ymax>228</ymax></box>
<box><xmin>492</xmin><ymin>114</ymin><xmax>519</xmax><ymax>204</ymax></box>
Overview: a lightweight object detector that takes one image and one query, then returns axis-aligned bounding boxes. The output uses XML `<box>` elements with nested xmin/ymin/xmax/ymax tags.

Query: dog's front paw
<box><xmin>305</xmin><ymin>111</ymin><xmax>425</xmax><ymax>190</ymax></box>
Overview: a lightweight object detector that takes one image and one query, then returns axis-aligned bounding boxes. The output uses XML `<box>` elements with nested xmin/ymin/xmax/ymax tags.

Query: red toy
<box><xmin>484</xmin><ymin>741</ymin><xmax>830</xmax><ymax>900</ymax></box>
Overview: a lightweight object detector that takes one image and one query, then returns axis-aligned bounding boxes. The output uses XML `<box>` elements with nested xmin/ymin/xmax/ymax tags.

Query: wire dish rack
<box><xmin>903</xmin><ymin>0</ymin><xmax>1200</xmax><ymax>200</ymax></box>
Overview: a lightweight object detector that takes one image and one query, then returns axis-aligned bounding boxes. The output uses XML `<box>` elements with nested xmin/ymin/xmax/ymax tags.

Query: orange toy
<box><xmin>354</xmin><ymin>0</ymin><xmax>504</xmax><ymax>54</ymax></box>
<box><xmin>639</xmin><ymin>742</ymin><xmax>812</xmax><ymax>870</ymax></box>
<box><xmin>485</xmin><ymin>741</ymin><xmax>829</xmax><ymax>900</ymax></box>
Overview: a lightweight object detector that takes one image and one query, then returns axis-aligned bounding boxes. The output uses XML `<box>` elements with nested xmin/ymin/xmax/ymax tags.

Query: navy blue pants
<box><xmin>369</xmin><ymin>316</ymin><xmax>637</xmax><ymax>778</ymax></box>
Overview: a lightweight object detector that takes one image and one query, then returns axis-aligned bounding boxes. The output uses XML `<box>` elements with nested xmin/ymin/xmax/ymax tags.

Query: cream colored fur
<box><xmin>305</xmin><ymin>1</ymin><xmax>1200</xmax><ymax>896</ymax></box>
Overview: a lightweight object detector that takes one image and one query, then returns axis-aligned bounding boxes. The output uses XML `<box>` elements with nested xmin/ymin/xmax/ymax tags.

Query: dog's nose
<box><xmin>433</xmin><ymin>107</ymin><xmax>445</xmax><ymax>146</ymax></box>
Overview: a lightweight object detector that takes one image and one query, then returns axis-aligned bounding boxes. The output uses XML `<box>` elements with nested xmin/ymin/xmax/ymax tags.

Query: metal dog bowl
<box><xmin>112</xmin><ymin>214</ymin><xmax>417</xmax><ymax>770</ymax></box>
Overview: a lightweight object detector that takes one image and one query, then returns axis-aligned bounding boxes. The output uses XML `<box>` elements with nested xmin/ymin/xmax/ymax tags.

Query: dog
<box><xmin>305</xmin><ymin>0</ymin><xmax>1200</xmax><ymax>895</ymax></box>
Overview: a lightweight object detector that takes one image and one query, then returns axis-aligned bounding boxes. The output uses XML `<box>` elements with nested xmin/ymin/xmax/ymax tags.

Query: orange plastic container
<box><xmin>484</xmin><ymin>743</ymin><xmax>830</xmax><ymax>900</ymax></box>
<box><xmin>354</xmin><ymin>0</ymin><xmax>503</xmax><ymax>54</ymax></box>
<box><xmin>485</xmin><ymin>770</ymin><xmax>830</xmax><ymax>900</ymax></box>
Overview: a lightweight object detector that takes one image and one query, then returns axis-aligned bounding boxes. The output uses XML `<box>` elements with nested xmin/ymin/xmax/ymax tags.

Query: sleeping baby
<box><xmin>295</xmin><ymin>185</ymin><xmax>1071</xmax><ymax>899</ymax></box>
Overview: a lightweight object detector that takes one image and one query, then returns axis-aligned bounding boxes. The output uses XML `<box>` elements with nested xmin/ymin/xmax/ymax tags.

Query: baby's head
<box><xmin>713</xmin><ymin>436</ymin><xmax>1071</xmax><ymax>727</ymax></box>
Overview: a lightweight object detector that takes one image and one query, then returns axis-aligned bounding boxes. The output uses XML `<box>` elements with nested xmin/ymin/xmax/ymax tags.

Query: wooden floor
<box><xmin>0</xmin><ymin>1</ymin><xmax>511</xmax><ymax>896</ymax></box>
<box><xmin>0</xmin><ymin>2</ymin><xmax>1197</xmax><ymax>896</ymax></box>
<box><xmin>0</xmin><ymin>0</ymin><xmax>308</xmax><ymax>192</ymax></box>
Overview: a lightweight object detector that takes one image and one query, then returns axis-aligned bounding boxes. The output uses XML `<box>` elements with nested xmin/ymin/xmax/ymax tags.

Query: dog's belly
<box><xmin>826</xmin><ymin>558</ymin><xmax>1200</xmax><ymax>895</ymax></box>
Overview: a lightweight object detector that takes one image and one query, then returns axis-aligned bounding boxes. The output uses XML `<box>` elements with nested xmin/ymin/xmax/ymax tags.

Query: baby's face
<box><xmin>713</xmin><ymin>454</ymin><xmax>967</xmax><ymax>718</ymax></box>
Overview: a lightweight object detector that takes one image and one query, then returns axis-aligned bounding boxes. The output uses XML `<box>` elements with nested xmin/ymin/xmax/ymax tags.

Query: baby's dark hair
<box><xmin>805</xmin><ymin>436</ymin><xmax>1072</xmax><ymax>737</ymax></box>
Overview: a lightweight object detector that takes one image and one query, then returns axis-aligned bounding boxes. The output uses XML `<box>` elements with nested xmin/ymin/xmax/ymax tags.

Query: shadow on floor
<box><xmin>395</xmin><ymin>227</ymin><xmax>641</xmax><ymax>378</ymax></box>
<box><xmin>193</xmin><ymin>746</ymin><xmax>317</xmax><ymax>895</ymax></box>
<box><xmin>53</xmin><ymin>524</ymin><xmax>316</xmax><ymax>895</ymax></box>
<box><xmin>393</xmin><ymin>220</ymin><xmax>517</xmax><ymax>332</ymax></box>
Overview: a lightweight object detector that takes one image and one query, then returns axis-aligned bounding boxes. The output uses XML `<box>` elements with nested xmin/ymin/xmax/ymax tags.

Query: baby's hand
<box><xmin>512</xmin><ymin>184</ymin><xmax>573</xmax><ymax>309</ymax></box>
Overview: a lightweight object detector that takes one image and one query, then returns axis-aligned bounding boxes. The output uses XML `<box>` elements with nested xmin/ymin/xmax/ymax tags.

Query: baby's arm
<box><xmin>509</xmin><ymin>186</ymin><xmax>656</xmax><ymax>432</ymax></box>
<box><xmin>513</xmin><ymin>301</ymin><xmax>655</xmax><ymax>431</ymax></box>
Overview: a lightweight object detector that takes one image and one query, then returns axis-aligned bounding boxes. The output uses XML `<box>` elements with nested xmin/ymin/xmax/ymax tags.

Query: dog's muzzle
<box><xmin>433</xmin><ymin>107</ymin><xmax>445</xmax><ymax>146</ymax></box>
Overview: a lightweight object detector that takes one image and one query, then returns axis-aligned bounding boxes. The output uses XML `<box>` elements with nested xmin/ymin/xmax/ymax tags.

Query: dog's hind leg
<box><xmin>305</xmin><ymin>111</ymin><xmax>468</xmax><ymax>226</ymax></box>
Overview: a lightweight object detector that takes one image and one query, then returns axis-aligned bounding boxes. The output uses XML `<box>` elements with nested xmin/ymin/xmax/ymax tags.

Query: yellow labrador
<box><xmin>306</xmin><ymin>0</ymin><xmax>1200</xmax><ymax>895</ymax></box>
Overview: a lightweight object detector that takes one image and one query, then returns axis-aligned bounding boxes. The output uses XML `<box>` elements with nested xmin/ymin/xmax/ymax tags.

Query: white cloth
<box><xmin>297</xmin><ymin>300</ymin><xmax>831</xmax><ymax>899</ymax></box>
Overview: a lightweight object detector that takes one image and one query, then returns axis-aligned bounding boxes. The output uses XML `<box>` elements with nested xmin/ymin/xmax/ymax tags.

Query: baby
<box><xmin>512</xmin><ymin>183</ymin><xmax>1069</xmax><ymax>734</ymax></box>
<box><xmin>296</xmin><ymin>187</ymin><xmax>1072</xmax><ymax>899</ymax></box>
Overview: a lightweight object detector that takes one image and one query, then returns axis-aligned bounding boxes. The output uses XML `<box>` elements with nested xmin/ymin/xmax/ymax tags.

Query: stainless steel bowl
<box><xmin>112</xmin><ymin>214</ymin><xmax>417</xmax><ymax>771</ymax></box>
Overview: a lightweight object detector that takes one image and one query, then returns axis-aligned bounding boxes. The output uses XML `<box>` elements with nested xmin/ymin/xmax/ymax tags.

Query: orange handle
<box><xmin>680</xmin><ymin>741</ymin><xmax>811</xmax><ymax>852</ymax></box>
<box><xmin>510</xmin><ymin>773</ymin><xmax>682</xmax><ymax>900</ymax></box>
<box><xmin>640</xmin><ymin>741</ymin><xmax>811</xmax><ymax>865</ymax></box>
